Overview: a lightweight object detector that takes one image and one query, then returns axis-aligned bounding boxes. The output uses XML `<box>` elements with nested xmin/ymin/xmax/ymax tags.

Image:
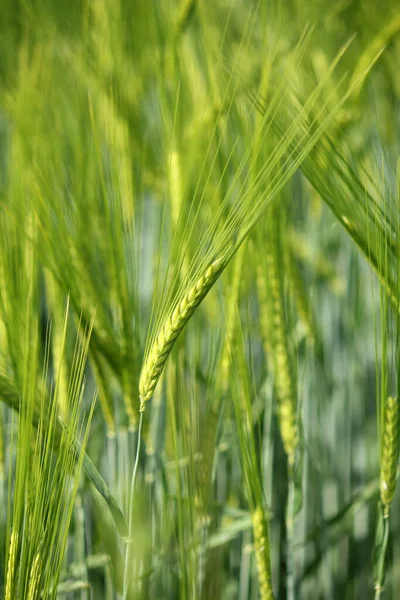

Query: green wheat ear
<box><xmin>26</xmin><ymin>551</ymin><xmax>42</xmax><ymax>600</ymax></box>
<box><xmin>5</xmin><ymin>530</ymin><xmax>19</xmax><ymax>600</ymax></box>
<box><xmin>380</xmin><ymin>396</ymin><xmax>400</xmax><ymax>507</ymax></box>
<box><xmin>262</xmin><ymin>206</ymin><xmax>299</xmax><ymax>467</ymax></box>
<box><xmin>252</xmin><ymin>506</ymin><xmax>275</xmax><ymax>600</ymax></box>
<box><xmin>374</xmin><ymin>397</ymin><xmax>399</xmax><ymax>598</ymax></box>
<box><xmin>139</xmin><ymin>256</ymin><xmax>226</xmax><ymax>410</ymax></box>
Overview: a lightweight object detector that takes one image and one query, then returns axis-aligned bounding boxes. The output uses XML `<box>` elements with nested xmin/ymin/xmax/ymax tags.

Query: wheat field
<box><xmin>0</xmin><ymin>1</ymin><xmax>400</xmax><ymax>598</ymax></box>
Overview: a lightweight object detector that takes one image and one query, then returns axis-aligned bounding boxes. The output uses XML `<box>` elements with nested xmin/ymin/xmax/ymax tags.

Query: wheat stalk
<box><xmin>252</xmin><ymin>506</ymin><xmax>275</xmax><ymax>600</ymax></box>
<box><xmin>139</xmin><ymin>256</ymin><xmax>226</xmax><ymax>410</ymax></box>
<box><xmin>380</xmin><ymin>396</ymin><xmax>400</xmax><ymax>507</ymax></box>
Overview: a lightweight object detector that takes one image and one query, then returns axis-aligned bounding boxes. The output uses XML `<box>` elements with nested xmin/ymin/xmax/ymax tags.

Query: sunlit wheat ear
<box><xmin>5</xmin><ymin>530</ymin><xmax>19</xmax><ymax>600</ymax></box>
<box><xmin>252</xmin><ymin>506</ymin><xmax>274</xmax><ymax>600</ymax></box>
<box><xmin>27</xmin><ymin>551</ymin><xmax>42</xmax><ymax>600</ymax></box>
<box><xmin>380</xmin><ymin>396</ymin><xmax>400</xmax><ymax>507</ymax></box>
<box><xmin>139</xmin><ymin>256</ymin><xmax>226</xmax><ymax>410</ymax></box>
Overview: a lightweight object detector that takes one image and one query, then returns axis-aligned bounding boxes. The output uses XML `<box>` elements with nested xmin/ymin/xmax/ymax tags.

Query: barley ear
<box><xmin>27</xmin><ymin>551</ymin><xmax>42</xmax><ymax>600</ymax></box>
<box><xmin>263</xmin><ymin>208</ymin><xmax>299</xmax><ymax>466</ymax></box>
<box><xmin>380</xmin><ymin>396</ymin><xmax>400</xmax><ymax>507</ymax></box>
<box><xmin>139</xmin><ymin>257</ymin><xmax>225</xmax><ymax>410</ymax></box>
<box><xmin>5</xmin><ymin>530</ymin><xmax>19</xmax><ymax>600</ymax></box>
<box><xmin>252</xmin><ymin>506</ymin><xmax>275</xmax><ymax>600</ymax></box>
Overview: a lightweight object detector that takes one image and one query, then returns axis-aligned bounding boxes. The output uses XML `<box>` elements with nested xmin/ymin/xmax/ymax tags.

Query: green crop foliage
<box><xmin>1</xmin><ymin>1</ymin><xmax>400</xmax><ymax>598</ymax></box>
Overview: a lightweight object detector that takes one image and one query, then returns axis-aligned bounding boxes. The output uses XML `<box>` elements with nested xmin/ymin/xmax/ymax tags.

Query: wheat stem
<box><xmin>374</xmin><ymin>503</ymin><xmax>390</xmax><ymax>600</ymax></box>
<box><xmin>123</xmin><ymin>410</ymin><xmax>144</xmax><ymax>599</ymax></box>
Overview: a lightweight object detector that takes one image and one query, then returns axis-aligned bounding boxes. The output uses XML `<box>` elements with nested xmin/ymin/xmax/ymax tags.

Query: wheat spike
<box><xmin>263</xmin><ymin>208</ymin><xmax>299</xmax><ymax>466</ymax></box>
<box><xmin>139</xmin><ymin>257</ymin><xmax>225</xmax><ymax>410</ymax></box>
<box><xmin>252</xmin><ymin>506</ymin><xmax>275</xmax><ymax>600</ymax></box>
<box><xmin>5</xmin><ymin>530</ymin><xmax>19</xmax><ymax>600</ymax></box>
<box><xmin>27</xmin><ymin>551</ymin><xmax>42</xmax><ymax>600</ymax></box>
<box><xmin>380</xmin><ymin>396</ymin><xmax>400</xmax><ymax>507</ymax></box>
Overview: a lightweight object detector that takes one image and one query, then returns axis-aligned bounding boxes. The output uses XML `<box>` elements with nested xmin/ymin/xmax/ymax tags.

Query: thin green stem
<box><xmin>123</xmin><ymin>409</ymin><xmax>144</xmax><ymax>600</ymax></box>
<box><xmin>286</xmin><ymin>472</ymin><xmax>296</xmax><ymax>600</ymax></box>
<box><xmin>374</xmin><ymin>504</ymin><xmax>390</xmax><ymax>600</ymax></box>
